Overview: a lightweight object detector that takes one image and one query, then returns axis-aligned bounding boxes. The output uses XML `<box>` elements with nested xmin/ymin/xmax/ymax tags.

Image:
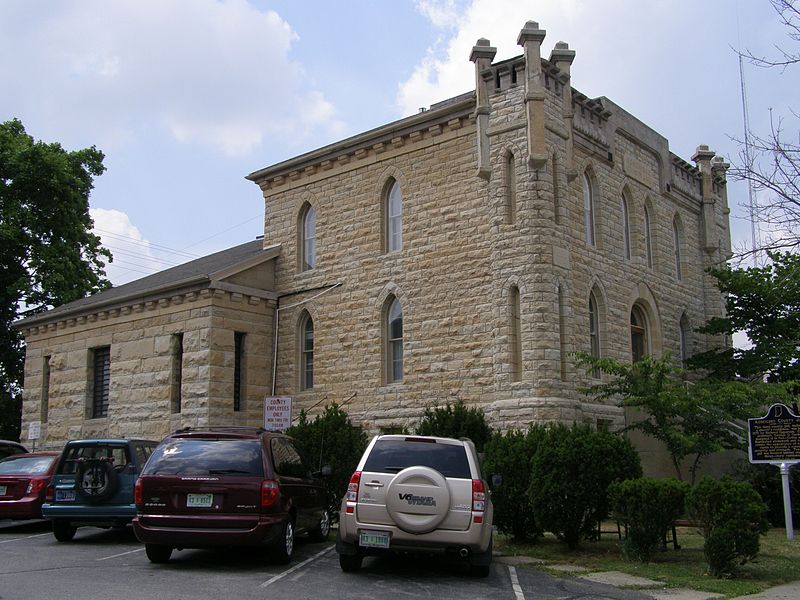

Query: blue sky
<box><xmin>1</xmin><ymin>0</ymin><xmax>796</xmax><ymax>285</ymax></box>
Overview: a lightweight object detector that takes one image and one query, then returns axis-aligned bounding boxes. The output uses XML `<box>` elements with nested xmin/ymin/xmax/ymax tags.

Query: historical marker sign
<box><xmin>263</xmin><ymin>396</ymin><xmax>293</xmax><ymax>432</ymax></box>
<box><xmin>748</xmin><ymin>403</ymin><xmax>800</xmax><ymax>464</ymax></box>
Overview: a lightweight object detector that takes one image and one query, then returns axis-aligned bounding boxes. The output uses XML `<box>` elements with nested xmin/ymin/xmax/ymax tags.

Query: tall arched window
<box><xmin>510</xmin><ymin>286</ymin><xmax>522</xmax><ymax>381</ymax></box>
<box><xmin>386</xmin><ymin>180</ymin><xmax>403</xmax><ymax>252</ymax></box>
<box><xmin>679</xmin><ymin>314</ymin><xmax>691</xmax><ymax>365</ymax></box>
<box><xmin>300</xmin><ymin>203</ymin><xmax>316</xmax><ymax>271</ymax></box>
<box><xmin>631</xmin><ymin>305</ymin><xmax>648</xmax><ymax>362</ymax></box>
<box><xmin>673</xmin><ymin>217</ymin><xmax>683</xmax><ymax>281</ymax></box>
<box><xmin>386</xmin><ymin>297</ymin><xmax>403</xmax><ymax>383</ymax></box>
<box><xmin>643</xmin><ymin>205</ymin><xmax>653</xmax><ymax>268</ymax></box>
<box><xmin>558</xmin><ymin>285</ymin><xmax>567</xmax><ymax>381</ymax></box>
<box><xmin>621</xmin><ymin>194</ymin><xmax>631</xmax><ymax>260</ymax></box>
<box><xmin>505</xmin><ymin>152</ymin><xmax>517</xmax><ymax>224</ymax></box>
<box><xmin>300</xmin><ymin>313</ymin><xmax>314</xmax><ymax>390</ymax></box>
<box><xmin>589</xmin><ymin>291</ymin><xmax>600</xmax><ymax>377</ymax></box>
<box><xmin>583</xmin><ymin>174</ymin><xmax>595</xmax><ymax>246</ymax></box>
<box><xmin>552</xmin><ymin>153</ymin><xmax>561</xmax><ymax>224</ymax></box>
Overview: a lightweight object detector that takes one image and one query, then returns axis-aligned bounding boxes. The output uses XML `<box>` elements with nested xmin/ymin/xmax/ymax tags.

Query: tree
<box><xmin>732</xmin><ymin>0</ymin><xmax>800</xmax><ymax>256</ymax></box>
<box><xmin>1</xmin><ymin>119</ymin><xmax>110</xmax><ymax>440</ymax></box>
<box><xmin>576</xmin><ymin>353</ymin><xmax>792</xmax><ymax>484</ymax></box>
<box><xmin>415</xmin><ymin>400</ymin><xmax>492</xmax><ymax>452</ymax></box>
<box><xmin>690</xmin><ymin>251</ymin><xmax>800</xmax><ymax>382</ymax></box>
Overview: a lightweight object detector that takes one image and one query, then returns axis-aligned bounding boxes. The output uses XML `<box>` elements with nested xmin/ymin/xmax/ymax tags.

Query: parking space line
<box><xmin>0</xmin><ymin>533</ymin><xmax>50</xmax><ymax>545</ymax></box>
<box><xmin>508</xmin><ymin>565</ymin><xmax>526</xmax><ymax>600</ymax></box>
<box><xmin>96</xmin><ymin>547</ymin><xmax>146</xmax><ymax>561</ymax></box>
<box><xmin>259</xmin><ymin>546</ymin><xmax>333</xmax><ymax>588</ymax></box>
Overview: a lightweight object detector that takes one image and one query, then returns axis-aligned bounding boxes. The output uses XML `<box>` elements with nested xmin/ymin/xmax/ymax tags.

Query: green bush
<box><xmin>415</xmin><ymin>400</ymin><xmax>491</xmax><ymax>452</ymax></box>
<box><xmin>733</xmin><ymin>460</ymin><xmax>800</xmax><ymax>527</ymax></box>
<box><xmin>529</xmin><ymin>424</ymin><xmax>642</xmax><ymax>549</ymax></box>
<box><xmin>483</xmin><ymin>426</ymin><xmax>546</xmax><ymax>541</ymax></box>
<box><xmin>687</xmin><ymin>476</ymin><xmax>769</xmax><ymax>577</ymax></box>
<box><xmin>609</xmin><ymin>477</ymin><xmax>689</xmax><ymax>562</ymax></box>
<box><xmin>285</xmin><ymin>403</ymin><xmax>368</xmax><ymax>521</ymax></box>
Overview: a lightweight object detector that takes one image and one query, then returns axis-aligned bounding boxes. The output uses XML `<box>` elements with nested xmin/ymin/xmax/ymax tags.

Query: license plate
<box><xmin>0</xmin><ymin>485</ymin><xmax>6</xmax><ymax>496</ymax></box>
<box><xmin>56</xmin><ymin>489</ymin><xmax>76</xmax><ymax>502</ymax></box>
<box><xmin>359</xmin><ymin>530</ymin><xmax>390</xmax><ymax>549</ymax></box>
<box><xmin>187</xmin><ymin>493</ymin><xmax>214</xmax><ymax>508</ymax></box>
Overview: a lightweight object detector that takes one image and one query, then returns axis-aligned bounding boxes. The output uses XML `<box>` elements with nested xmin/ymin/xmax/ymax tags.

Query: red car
<box><xmin>0</xmin><ymin>452</ymin><xmax>60</xmax><ymax>520</ymax></box>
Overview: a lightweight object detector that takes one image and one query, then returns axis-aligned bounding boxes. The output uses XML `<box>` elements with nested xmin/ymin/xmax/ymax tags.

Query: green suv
<box><xmin>42</xmin><ymin>438</ymin><xmax>158</xmax><ymax>541</ymax></box>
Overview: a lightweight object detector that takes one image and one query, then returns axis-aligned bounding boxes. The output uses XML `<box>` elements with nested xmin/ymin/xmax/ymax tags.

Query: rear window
<box><xmin>362</xmin><ymin>439</ymin><xmax>472</xmax><ymax>479</ymax></box>
<box><xmin>142</xmin><ymin>438</ymin><xmax>264</xmax><ymax>477</ymax></box>
<box><xmin>57</xmin><ymin>445</ymin><xmax>130</xmax><ymax>475</ymax></box>
<box><xmin>0</xmin><ymin>455</ymin><xmax>56</xmax><ymax>475</ymax></box>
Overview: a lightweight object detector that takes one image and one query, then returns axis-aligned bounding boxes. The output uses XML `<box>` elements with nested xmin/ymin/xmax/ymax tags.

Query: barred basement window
<box><xmin>234</xmin><ymin>332</ymin><xmax>245</xmax><ymax>412</ymax></box>
<box><xmin>90</xmin><ymin>346</ymin><xmax>110</xmax><ymax>419</ymax></box>
<box><xmin>170</xmin><ymin>333</ymin><xmax>183</xmax><ymax>414</ymax></box>
<box><xmin>41</xmin><ymin>356</ymin><xmax>51</xmax><ymax>422</ymax></box>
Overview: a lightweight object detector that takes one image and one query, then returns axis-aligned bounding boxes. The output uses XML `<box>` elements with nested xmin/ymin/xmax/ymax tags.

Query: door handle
<box><xmin>363</xmin><ymin>481</ymin><xmax>384</xmax><ymax>488</ymax></box>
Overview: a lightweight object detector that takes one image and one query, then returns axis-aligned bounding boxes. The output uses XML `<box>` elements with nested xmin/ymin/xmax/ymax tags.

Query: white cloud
<box><xmin>90</xmin><ymin>208</ymin><xmax>165</xmax><ymax>285</ymax></box>
<box><xmin>0</xmin><ymin>0</ymin><xmax>344</xmax><ymax>156</ymax></box>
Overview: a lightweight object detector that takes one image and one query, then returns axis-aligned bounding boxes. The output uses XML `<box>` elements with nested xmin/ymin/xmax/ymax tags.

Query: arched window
<box><xmin>583</xmin><ymin>173</ymin><xmax>595</xmax><ymax>246</ymax></box>
<box><xmin>673</xmin><ymin>217</ymin><xmax>683</xmax><ymax>281</ymax></box>
<box><xmin>386</xmin><ymin>180</ymin><xmax>402</xmax><ymax>252</ymax></box>
<box><xmin>510</xmin><ymin>286</ymin><xmax>522</xmax><ymax>381</ymax></box>
<box><xmin>589</xmin><ymin>291</ymin><xmax>600</xmax><ymax>377</ymax></box>
<box><xmin>679</xmin><ymin>314</ymin><xmax>691</xmax><ymax>365</ymax></box>
<box><xmin>558</xmin><ymin>285</ymin><xmax>567</xmax><ymax>381</ymax></box>
<box><xmin>386</xmin><ymin>297</ymin><xmax>403</xmax><ymax>383</ymax></box>
<box><xmin>552</xmin><ymin>153</ymin><xmax>561</xmax><ymax>225</ymax></box>
<box><xmin>631</xmin><ymin>305</ymin><xmax>648</xmax><ymax>362</ymax></box>
<box><xmin>300</xmin><ymin>203</ymin><xmax>316</xmax><ymax>271</ymax></box>
<box><xmin>644</xmin><ymin>205</ymin><xmax>653</xmax><ymax>268</ymax></box>
<box><xmin>300</xmin><ymin>313</ymin><xmax>314</xmax><ymax>390</ymax></box>
<box><xmin>505</xmin><ymin>152</ymin><xmax>517</xmax><ymax>224</ymax></box>
<box><xmin>621</xmin><ymin>194</ymin><xmax>631</xmax><ymax>260</ymax></box>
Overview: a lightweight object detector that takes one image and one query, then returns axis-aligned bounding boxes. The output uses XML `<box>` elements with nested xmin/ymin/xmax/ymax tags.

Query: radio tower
<box><xmin>739</xmin><ymin>53</ymin><xmax>762</xmax><ymax>266</ymax></box>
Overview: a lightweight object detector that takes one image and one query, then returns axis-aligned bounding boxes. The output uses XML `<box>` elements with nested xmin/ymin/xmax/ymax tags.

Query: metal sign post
<box><xmin>748</xmin><ymin>404</ymin><xmax>800</xmax><ymax>540</ymax></box>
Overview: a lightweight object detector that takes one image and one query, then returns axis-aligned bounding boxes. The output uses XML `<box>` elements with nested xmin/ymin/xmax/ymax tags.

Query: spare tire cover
<box><xmin>385</xmin><ymin>466</ymin><xmax>450</xmax><ymax>534</ymax></box>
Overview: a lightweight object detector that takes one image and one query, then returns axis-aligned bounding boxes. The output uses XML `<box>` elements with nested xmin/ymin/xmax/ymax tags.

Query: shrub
<box><xmin>285</xmin><ymin>403</ymin><xmax>368</xmax><ymax>521</ymax></box>
<box><xmin>529</xmin><ymin>424</ymin><xmax>642</xmax><ymax>549</ymax></box>
<box><xmin>415</xmin><ymin>400</ymin><xmax>491</xmax><ymax>452</ymax></box>
<box><xmin>687</xmin><ymin>476</ymin><xmax>769</xmax><ymax>577</ymax></box>
<box><xmin>482</xmin><ymin>426</ymin><xmax>546</xmax><ymax>541</ymax></box>
<box><xmin>733</xmin><ymin>459</ymin><xmax>800</xmax><ymax>527</ymax></box>
<box><xmin>609</xmin><ymin>478</ymin><xmax>689</xmax><ymax>562</ymax></box>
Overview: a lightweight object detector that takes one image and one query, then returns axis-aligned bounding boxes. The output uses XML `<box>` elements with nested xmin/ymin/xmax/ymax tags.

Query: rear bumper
<box><xmin>0</xmin><ymin>497</ymin><xmax>44</xmax><ymax>520</ymax></box>
<box><xmin>41</xmin><ymin>502</ymin><xmax>135</xmax><ymax>525</ymax></box>
<box><xmin>132</xmin><ymin>513</ymin><xmax>286</xmax><ymax>548</ymax></box>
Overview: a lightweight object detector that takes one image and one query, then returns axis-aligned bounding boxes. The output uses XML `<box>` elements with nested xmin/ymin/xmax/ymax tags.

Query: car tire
<box><xmin>271</xmin><ymin>518</ymin><xmax>295</xmax><ymax>565</ymax></box>
<box><xmin>308</xmin><ymin>510</ymin><xmax>330</xmax><ymax>542</ymax></box>
<box><xmin>52</xmin><ymin>520</ymin><xmax>76</xmax><ymax>542</ymax></box>
<box><xmin>76</xmin><ymin>458</ymin><xmax>119</xmax><ymax>503</ymax></box>
<box><xmin>339</xmin><ymin>553</ymin><xmax>362</xmax><ymax>572</ymax></box>
<box><xmin>145</xmin><ymin>544</ymin><xmax>173</xmax><ymax>564</ymax></box>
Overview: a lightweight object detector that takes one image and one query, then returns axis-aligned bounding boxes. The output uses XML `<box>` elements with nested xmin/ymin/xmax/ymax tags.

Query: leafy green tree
<box><xmin>1</xmin><ymin>118</ymin><xmax>110</xmax><ymax>440</ymax></box>
<box><xmin>415</xmin><ymin>400</ymin><xmax>492</xmax><ymax>452</ymax></box>
<box><xmin>285</xmin><ymin>403</ymin><xmax>368</xmax><ymax>521</ymax></box>
<box><xmin>577</xmin><ymin>353</ymin><xmax>791</xmax><ymax>483</ymax></box>
<box><xmin>690</xmin><ymin>251</ymin><xmax>800</xmax><ymax>383</ymax></box>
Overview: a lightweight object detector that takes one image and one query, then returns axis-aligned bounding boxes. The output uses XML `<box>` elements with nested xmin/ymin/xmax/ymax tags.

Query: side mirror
<box><xmin>321</xmin><ymin>465</ymin><xmax>333</xmax><ymax>478</ymax></box>
<box><xmin>489</xmin><ymin>474</ymin><xmax>502</xmax><ymax>488</ymax></box>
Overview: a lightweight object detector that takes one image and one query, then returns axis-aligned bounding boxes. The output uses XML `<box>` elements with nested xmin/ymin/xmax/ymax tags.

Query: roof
<box><xmin>16</xmin><ymin>239</ymin><xmax>279</xmax><ymax>329</ymax></box>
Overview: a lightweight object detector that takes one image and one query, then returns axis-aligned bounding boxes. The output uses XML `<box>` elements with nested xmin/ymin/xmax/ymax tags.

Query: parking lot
<box><xmin>0</xmin><ymin>520</ymin><xmax>651</xmax><ymax>600</ymax></box>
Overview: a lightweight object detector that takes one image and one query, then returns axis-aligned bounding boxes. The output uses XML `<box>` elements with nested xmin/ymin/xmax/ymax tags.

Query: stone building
<box><xmin>17</xmin><ymin>21</ymin><xmax>731</xmax><ymax>472</ymax></box>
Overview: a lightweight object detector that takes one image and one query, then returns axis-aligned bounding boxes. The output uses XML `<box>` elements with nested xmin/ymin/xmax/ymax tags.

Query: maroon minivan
<box><xmin>133</xmin><ymin>427</ymin><xmax>329</xmax><ymax>564</ymax></box>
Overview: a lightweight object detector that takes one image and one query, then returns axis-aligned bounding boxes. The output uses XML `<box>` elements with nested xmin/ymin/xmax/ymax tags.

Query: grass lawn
<box><xmin>496</xmin><ymin>526</ymin><xmax>800</xmax><ymax>598</ymax></box>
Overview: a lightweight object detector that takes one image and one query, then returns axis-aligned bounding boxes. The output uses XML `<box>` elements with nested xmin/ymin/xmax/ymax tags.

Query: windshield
<box><xmin>142</xmin><ymin>438</ymin><xmax>264</xmax><ymax>476</ymax></box>
<box><xmin>363</xmin><ymin>439</ymin><xmax>472</xmax><ymax>479</ymax></box>
<box><xmin>0</xmin><ymin>455</ymin><xmax>57</xmax><ymax>476</ymax></box>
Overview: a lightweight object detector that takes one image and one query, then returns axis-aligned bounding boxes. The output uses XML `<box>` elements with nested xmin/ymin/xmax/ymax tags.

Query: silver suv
<box><xmin>335</xmin><ymin>435</ymin><xmax>494</xmax><ymax>577</ymax></box>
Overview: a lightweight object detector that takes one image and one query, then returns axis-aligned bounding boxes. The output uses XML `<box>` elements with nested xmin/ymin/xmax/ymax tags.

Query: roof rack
<box><xmin>173</xmin><ymin>426</ymin><xmax>267</xmax><ymax>435</ymax></box>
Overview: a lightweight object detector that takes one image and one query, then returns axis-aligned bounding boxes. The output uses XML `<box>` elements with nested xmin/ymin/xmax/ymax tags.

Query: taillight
<box><xmin>472</xmin><ymin>479</ymin><xmax>486</xmax><ymax>523</ymax></box>
<box><xmin>134</xmin><ymin>479</ymin><xmax>142</xmax><ymax>506</ymax></box>
<box><xmin>261</xmin><ymin>480</ymin><xmax>280</xmax><ymax>507</ymax></box>
<box><xmin>345</xmin><ymin>471</ymin><xmax>361</xmax><ymax>514</ymax></box>
<box><xmin>25</xmin><ymin>479</ymin><xmax>46</xmax><ymax>495</ymax></box>
<box><xmin>45</xmin><ymin>484</ymin><xmax>54</xmax><ymax>502</ymax></box>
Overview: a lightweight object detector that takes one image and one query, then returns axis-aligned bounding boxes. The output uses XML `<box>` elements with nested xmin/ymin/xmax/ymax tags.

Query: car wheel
<box><xmin>271</xmin><ymin>518</ymin><xmax>294</xmax><ymax>565</ymax></box>
<box><xmin>52</xmin><ymin>520</ymin><xmax>76</xmax><ymax>542</ymax></box>
<box><xmin>309</xmin><ymin>510</ymin><xmax>330</xmax><ymax>542</ymax></box>
<box><xmin>339</xmin><ymin>553</ymin><xmax>362</xmax><ymax>573</ymax></box>
<box><xmin>145</xmin><ymin>544</ymin><xmax>173</xmax><ymax>564</ymax></box>
<box><xmin>75</xmin><ymin>458</ymin><xmax>119</xmax><ymax>503</ymax></box>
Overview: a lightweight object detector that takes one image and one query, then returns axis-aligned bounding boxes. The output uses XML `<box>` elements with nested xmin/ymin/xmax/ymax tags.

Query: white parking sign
<box><xmin>263</xmin><ymin>396</ymin><xmax>292</xmax><ymax>431</ymax></box>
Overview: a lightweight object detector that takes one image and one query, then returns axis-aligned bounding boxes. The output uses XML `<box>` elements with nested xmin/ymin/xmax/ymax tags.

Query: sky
<box><xmin>1</xmin><ymin>0</ymin><xmax>796</xmax><ymax>286</ymax></box>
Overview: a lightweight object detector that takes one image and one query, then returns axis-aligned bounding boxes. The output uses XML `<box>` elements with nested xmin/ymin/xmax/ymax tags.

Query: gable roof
<box><xmin>16</xmin><ymin>239</ymin><xmax>279</xmax><ymax>329</ymax></box>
